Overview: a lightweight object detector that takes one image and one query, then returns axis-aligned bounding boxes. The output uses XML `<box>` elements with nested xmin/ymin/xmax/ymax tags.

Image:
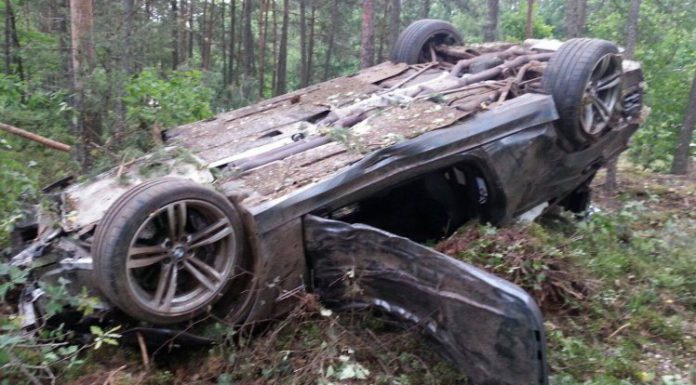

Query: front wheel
<box><xmin>92</xmin><ymin>178</ymin><xmax>246</xmax><ymax>325</ymax></box>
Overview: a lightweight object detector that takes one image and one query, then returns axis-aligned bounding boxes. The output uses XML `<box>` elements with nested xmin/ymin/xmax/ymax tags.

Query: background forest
<box><xmin>0</xmin><ymin>1</ymin><xmax>695</xmax><ymax>385</ymax></box>
<box><xmin>1</xmin><ymin>1</ymin><xmax>695</xmax><ymax>224</ymax></box>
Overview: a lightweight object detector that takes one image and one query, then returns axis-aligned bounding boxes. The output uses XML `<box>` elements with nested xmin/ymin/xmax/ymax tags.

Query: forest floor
<box><xmin>12</xmin><ymin>160</ymin><xmax>696</xmax><ymax>385</ymax></box>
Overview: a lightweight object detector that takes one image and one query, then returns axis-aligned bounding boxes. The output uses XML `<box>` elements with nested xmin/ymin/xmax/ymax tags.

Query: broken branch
<box><xmin>0</xmin><ymin>122</ymin><xmax>72</xmax><ymax>152</ymax></box>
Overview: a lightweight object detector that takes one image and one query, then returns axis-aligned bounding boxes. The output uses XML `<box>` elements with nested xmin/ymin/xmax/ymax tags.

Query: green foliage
<box><xmin>586</xmin><ymin>0</ymin><xmax>696</xmax><ymax>171</ymax></box>
<box><xmin>124</xmin><ymin>69</ymin><xmax>214</xmax><ymax>130</ymax></box>
<box><xmin>0</xmin><ymin>137</ymin><xmax>37</xmax><ymax>244</ymax></box>
<box><xmin>500</xmin><ymin>2</ymin><xmax>555</xmax><ymax>41</ymax></box>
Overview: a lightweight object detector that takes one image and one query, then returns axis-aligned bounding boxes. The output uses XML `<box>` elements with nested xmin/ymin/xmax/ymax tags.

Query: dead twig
<box><xmin>136</xmin><ymin>332</ymin><xmax>150</xmax><ymax>369</ymax></box>
<box><xmin>608</xmin><ymin>322</ymin><xmax>631</xmax><ymax>339</ymax></box>
<box><xmin>102</xmin><ymin>364</ymin><xmax>127</xmax><ymax>385</ymax></box>
<box><xmin>387</xmin><ymin>62</ymin><xmax>439</xmax><ymax>91</ymax></box>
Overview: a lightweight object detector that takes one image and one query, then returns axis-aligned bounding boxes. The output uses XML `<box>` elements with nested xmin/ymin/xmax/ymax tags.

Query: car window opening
<box><xmin>329</xmin><ymin>164</ymin><xmax>490</xmax><ymax>243</ymax></box>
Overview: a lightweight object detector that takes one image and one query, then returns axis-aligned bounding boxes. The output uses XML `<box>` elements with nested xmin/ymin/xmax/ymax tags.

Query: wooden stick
<box><xmin>136</xmin><ymin>332</ymin><xmax>150</xmax><ymax>369</ymax></box>
<box><xmin>0</xmin><ymin>122</ymin><xmax>72</xmax><ymax>152</ymax></box>
<box><xmin>386</xmin><ymin>62</ymin><xmax>439</xmax><ymax>91</ymax></box>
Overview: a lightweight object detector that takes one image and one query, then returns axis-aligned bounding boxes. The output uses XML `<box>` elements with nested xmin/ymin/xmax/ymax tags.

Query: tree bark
<box><xmin>671</xmin><ymin>72</ymin><xmax>696</xmax><ymax>174</ymax></box>
<box><xmin>526</xmin><ymin>0</ymin><xmax>534</xmax><ymax>39</ymax></box>
<box><xmin>5</xmin><ymin>0</ymin><xmax>24</xmax><ymax>81</ymax></box>
<box><xmin>258</xmin><ymin>0</ymin><xmax>269</xmax><ymax>96</ymax></box>
<box><xmin>360</xmin><ymin>0</ymin><xmax>375</xmax><ymax>69</ymax></box>
<box><xmin>123</xmin><ymin>0</ymin><xmax>134</xmax><ymax>74</ymax></box>
<box><xmin>483</xmin><ymin>0</ymin><xmax>499</xmax><ymax>42</ymax></box>
<box><xmin>188</xmin><ymin>0</ymin><xmax>194</xmax><ymax>59</ymax></box>
<box><xmin>307</xmin><ymin>2</ymin><xmax>316</xmax><ymax>85</ymax></box>
<box><xmin>274</xmin><ymin>0</ymin><xmax>288</xmax><ymax>95</ymax></box>
<box><xmin>221</xmin><ymin>1</ymin><xmax>227</xmax><ymax>84</ymax></box>
<box><xmin>4</xmin><ymin>0</ymin><xmax>10</xmax><ymax>75</ymax></box>
<box><xmin>323</xmin><ymin>0</ymin><xmax>339</xmax><ymax>80</ymax></box>
<box><xmin>69</xmin><ymin>0</ymin><xmax>97</xmax><ymax>168</ymax></box>
<box><xmin>228</xmin><ymin>0</ymin><xmax>236</xmax><ymax>84</ymax></box>
<box><xmin>420</xmin><ymin>0</ymin><xmax>430</xmax><ymax>19</ymax></box>
<box><xmin>241</xmin><ymin>0</ymin><xmax>255</xmax><ymax>75</ymax></box>
<box><xmin>624</xmin><ymin>0</ymin><xmax>641</xmax><ymax>59</ymax></box>
<box><xmin>299</xmin><ymin>0</ymin><xmax>308</xmax><ymax>87</ymax></box>
<box><xmin>565</xmin><ymin>0</ymin><xmax>587</xmax><ymax>38</ymax></box>
<box><xmin>605</xmin><ymin>0</ymin><xmax>641</xmax><ymax>191</ymax></box>
<box><xmin>388</xmin><ymin>0</ymin><xmax>401</xmax><ymax>49</ymax></box>
<box><xmin>171</xmin><ymin>1</ymin><xmax>179</xmax><ymax>69</ymax></box>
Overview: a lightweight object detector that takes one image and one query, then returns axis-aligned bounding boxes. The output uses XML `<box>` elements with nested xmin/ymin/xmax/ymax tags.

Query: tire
<box><xmin>542</xmin><ymin>38</ymin><xmax>623</xmax><ymax>150</ymax></box>
<box><xmin>391</xmin><ymin>19</ymin><xmax>463</xmax><ymax>64</ymax></box>
<box><xmin>92</xmin><ymin>178</ymin><xmax>246</xmax><ymax>325</ymax></box>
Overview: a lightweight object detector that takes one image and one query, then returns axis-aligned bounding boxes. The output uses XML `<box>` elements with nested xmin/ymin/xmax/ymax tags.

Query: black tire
<box><xmin>542</xmin><ymin>38</ymin><xmax>623</xmax><ymax>150</ymax></box>
<box><xmin>391</xmin><ymin>19</ymin><xmax>463</xmax><ymax>64</ymax></box>
<box><xmin>92</xmin><ymin>178</ymin><xmax>246</xmax><ymax>325</ymax></box>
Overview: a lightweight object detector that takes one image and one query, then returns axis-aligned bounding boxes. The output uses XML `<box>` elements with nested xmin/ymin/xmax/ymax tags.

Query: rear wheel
<box><xmin>391</xmin><ymin>19</ymin><xmax>463</xmax><ymax>64</ymax></box>
<box><xmin>542</xmin><ymin>38</ymin><xmax>623</xmax><ymax>150</ymax></box>
<box><xmin>92</xmin><ymin>178</ymin><xmax>246</xmax><ymax>325</ymax></box>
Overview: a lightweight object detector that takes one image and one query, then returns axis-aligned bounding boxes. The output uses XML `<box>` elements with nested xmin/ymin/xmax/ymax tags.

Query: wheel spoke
<box><xmin>188</xmin><ymin>256</ymin><xmax>223</xmax><ymax>281</ymax></box>
<box><xmin>582</xmin><ymin>103</ymin><xmax>594</xmax><ymax>133</ymax></box>
<box><xmin>129</xmin><ymin>245</ymin><xmax>167</xmax><ymax>257</ymax></box>
<box><xmin>189</xmin><ymin>219</ymin><xmax>233</xmax><ymax>249</ymax></box>
<box><xmin>177</xmin><ymin>202</ymin><xmax>187</xmax><ymax>241</ymax></box>
<box><xmin>160</xmin><ymin>264</ymin><xmax>178</xmax><ymax>311</ymax></box>
<box><xmin>591</xmin><ymin>94</ymin><xmax>611</xmax><ymax>122</ymax></box>
<box><xmin>167</xmin><ymin>205</ymin><xmax>177</xmax><ymax>240</ymax></box>
<box><xmin>127</xmin><ymin>254</ymin><xmax>168</xmax><ymax>269</ymax></box>
<box><xmin>184</xmin><ymin>260</ymin><xmax>217</xmax><ymax>291</ymax></box>
<box><xmin>153</xmin><ymin>263</ymin><xmax>173</xmax><ymax>306</ymax></box>
<box><xmin>596</xmin><ymin>71</ymin><xmax>621</xmax><ymax>91</ymax></box>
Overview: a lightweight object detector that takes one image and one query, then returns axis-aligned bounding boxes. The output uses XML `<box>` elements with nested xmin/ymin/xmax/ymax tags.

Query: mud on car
<box><xmin>7</xmin><ymin>19</ymin><xmax>644</xmax><ymax>385</ymax></box>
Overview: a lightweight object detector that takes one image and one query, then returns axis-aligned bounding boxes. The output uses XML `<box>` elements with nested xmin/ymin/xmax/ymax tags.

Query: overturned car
<box><xmin>8</xmin><ymin>20</ymin><xmax>645</xmax><ymax>385</ymax></box>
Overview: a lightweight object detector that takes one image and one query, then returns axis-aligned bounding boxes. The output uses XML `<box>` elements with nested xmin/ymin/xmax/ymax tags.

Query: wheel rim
<box><xmin>580</xmin><ymin>54</ymin><xmax>622</xmax><ymax>136</ymax></box>
<box><xmin>418</xmin><ymin>32</ymin><xmax>460</xmax><ymax>63</ymax></box>
<box><xmin>125</xmin><ymin>199</ymin><xmax>236</xmax><ymax>316</ymax></box>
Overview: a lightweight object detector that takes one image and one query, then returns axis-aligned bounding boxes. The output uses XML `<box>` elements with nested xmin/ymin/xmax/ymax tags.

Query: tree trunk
<box><xmin>258</xmin><ymin>0</ymin><xmax>269</xmax><ymax>97</ymax></box>
<box><xmin>671</xmin><ymin>72</ymin><xmax>696</xmax><ymax>174</ymax></box>
<box><xmin>271</xmin><ymin>0</ymin><xmax>278</xmax><ymax>90</ymax></box>
<box><xmin>228</xmin><ymin>0</ymin><xmax>236</xmax><ymax>84</ymax></box>
<box><xmin>4</xmin><ymin>0</ymin><xmax>10</xmax><ymax>75</ymax></box>
<box><xmin>241</xmin><ymin>0</ymin><xmax>255</xmax><ymax>75</ymax></box>
<box><xmin>221</xmin><ymin>1</ymin><xmax>227</xmax><ymax>84</ymax></box>
<box><xmin>624</xmin><ymin>0</ymin><xmax>641</xmax><ymax>59</ymax></box>
<box><xmin>188</xmin><ymin>0</ymin><xmax>194</xmax><ymax>59</ymax></box>
<box><xmin>307</xmin><ymin>2</ymin><xmax>316</xmax><ymax>84</ymax></box>
<box><xmin>388</xmin><ymin>0</ymin><xmax>401</xmax><ymax>49</ymax></box>
<box><xmin>420</xmin><ymin>0</ymin><xmax>430</xmax><ymax>19</ymax></box>
<box><xmin>299</xmin><ymin>0</ymin><xmax>308</xmax><ymax>87</ymax></box>
<box><xmin>5</xmin><ymin>0</ymin><xmax>24</xmax><ymax>81</ymax></box>
<box><xmin>179</xmin><ymin>0</ymin><xmax>189</xmax><ymax>65</ymax></box>
<box><xmin>200</xmin><ymin>0</ymin><xmax>211</xmax><ymax>70</ymax></box>
<box><xmin>483</xmin><ymin>0</ymin><xmax>499</xmax><ymax>42</ymax></box>
<box><xmin>565</xmin><ymin>0</ymin><xmax>587</xmax><ymax>38</ymax></box>
<box><xmin>360</xmin><ymin>0</ymin><xmax>375</xmax><ymax>69</ymax></box>
<box><xmin>171</xmin><ymin>1</ymin><xmax>179</xmax><ymax>69</ymax></box>
<box><xmin>123</xmin><ymin>0</ymin><xmax>134</xmax><ymax>74</ymax></box>
<box><xmin>605</xmin><ymin>0</ymin><xmax>641</xmax><ymax>192</ymax></box>
<box><xmin>69</xmin><ymin>0</ymin><xmax>97</xmax><ymax>169</ymax></box>
<box><xmin>526</xmin><ymin>0</ymin><xmax>534</xmax><ymax>39</ymax></box>
<box><xmin>274</xmin><ymin>0</ymin><xmax>288</xmax><ymax>95</ymax></box>
<box><xmin>323</xmin><ymin>0</ymin><xmax>339</xmax><ymax>80</ymax></box>
<box><xmin>376</xmin><ymin>0</ymin><xmax>387</xmax><ymax>62</ymax></box>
